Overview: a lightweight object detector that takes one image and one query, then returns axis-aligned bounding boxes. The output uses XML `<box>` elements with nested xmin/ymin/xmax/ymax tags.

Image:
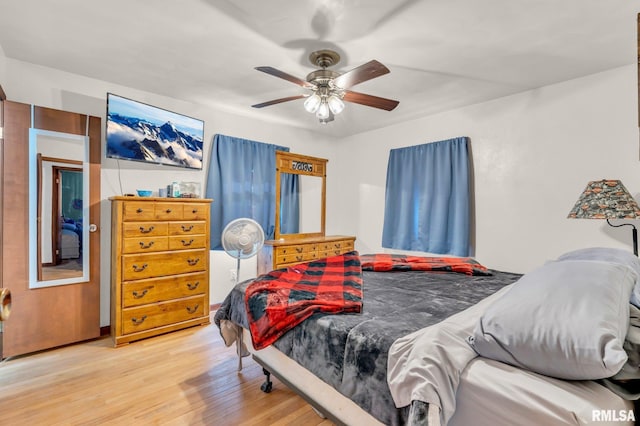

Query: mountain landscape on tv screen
<box><xmin>107</xmin><ymin>113</ymin><xmax>203</xmax><ymax>169</ymax></box>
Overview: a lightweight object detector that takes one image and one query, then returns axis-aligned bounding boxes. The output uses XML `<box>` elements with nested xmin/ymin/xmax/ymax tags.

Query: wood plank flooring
<box><xmin>0</xmin><ymin>315</ymin><xmax>335</xmax><ymax>425</ymax></box>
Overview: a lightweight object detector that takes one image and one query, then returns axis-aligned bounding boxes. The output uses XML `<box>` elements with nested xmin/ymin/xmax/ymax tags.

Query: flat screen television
<box><xmin>106</xmin><ymin>93</ymin><xmax>204</xmax><ymax>169</ymax></box>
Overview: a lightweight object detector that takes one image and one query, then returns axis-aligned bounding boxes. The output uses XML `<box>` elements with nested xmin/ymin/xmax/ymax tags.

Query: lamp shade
<box><xmin>316</xmin><ymin>101</ymin><xmax>330</xmax><ymax>120</ymax></box>
<box><xmin>303</xmin><ymin>93</ymin><xmax>321</xmax><ymax>113</ymax></box>
<box><xmin>327</xmin><ymin>95</ymin><xmax>345</xmax><ymax>114</ymax></box>
<box><xmin>567</xmin><ymin>179</ymin><xmax>640</xmax><ymax>219</ymax></box>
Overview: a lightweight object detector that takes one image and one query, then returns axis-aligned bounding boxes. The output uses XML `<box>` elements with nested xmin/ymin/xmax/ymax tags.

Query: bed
<box><xmin>214</xmin><ymin>248</ymin><xmax>638</xmax><ymax>425</ymax></box>
<box><xmin>60</xmin><ymin>218</ymin><xmax>82</xmax><ymax>259</ymax></box>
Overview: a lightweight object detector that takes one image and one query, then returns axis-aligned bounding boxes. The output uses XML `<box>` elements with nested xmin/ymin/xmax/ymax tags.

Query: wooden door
<box><xmin>1</xmin><ymin>101</ymin><xmax>101</xmax><ymax>358</ymax></box>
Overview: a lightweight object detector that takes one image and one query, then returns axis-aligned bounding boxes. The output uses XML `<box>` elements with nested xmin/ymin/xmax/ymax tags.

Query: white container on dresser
<box><xmin>110</xmin><ymin>196</ymin><xmax>212</xmax><ymax>346</ymax></box>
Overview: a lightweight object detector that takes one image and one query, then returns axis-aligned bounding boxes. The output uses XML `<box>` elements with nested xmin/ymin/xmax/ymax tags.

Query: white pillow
<box><xmin>557</xmin><ymin>247</ymin><xmax>640</xmax><ymax>307</ymax></box>
<box><xmin>469</xmin><ymin>259</ymin><xmax>635</xmax><ymax>380</ymax></box>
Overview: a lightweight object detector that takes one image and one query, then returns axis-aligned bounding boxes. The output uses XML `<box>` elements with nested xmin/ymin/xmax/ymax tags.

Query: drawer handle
<box><xmin>335</xmin><ymin>243</ymin><xmax>341</xmax><ymax>248</ymax></box>
<box><xmin>165</xmin><ymin>208</ymin><xmax>172</xmax><ymax>213</ymax></box>
<box><xmin>181</xmin><ymin>239</ymin><xmax>194</xmax><ymax>247</ymax></box>
<box><xmin>132</xmin><ymin>264</ymin><xmax>148</xmax><ymax>272</ymax></box>
<box><xmin>139</xmin><ymin>225</ymin><xmax>155</xmax><ymax>234</ymax></box>
<box><xmin>139</xmin><ymin>241</ymin><xmax>155</xmax><ymax>249</ymax></box>
<box><xmin>131</xmin><ymin>315</ymin><xmax>147</xmax><ymax>325</ymax></box>
<box><xmin>187</xmin><ymin>281</ymin><xmax>200</xmax><ymax>291</ymax></box>
<box><xmin>296</xmin><ymin>255</ymin><xmax>303</xmax><ymax>261</ymax></box>
<box><xmin>191</xmin><ymin>209</ymin><xmax>198</xmax><ymax>214</ymax></box>
<box><xmin>132</xmin><ymin>289</ymin><xmax>149</xmax><ymax>299</ymax></box>
<box><xmin>187</xmin><ymin>258</ymin><xmax>200</xmax><ymax>266</ymax></box>
<box><xmin>181</xmin><ymin>224</ymin><xmax>194</xmax><ymax>232</ymax></box>
<box><xmin>136</xmin><ymin>208</ymin><xmax>143</xmax><ymax>213</ymax></box>
<box><xmin>295</xmin><ymin>247</ymin><xmax>303</xmax><ymax>253</ymax></box>
<box><xmin>186</xmin><ymin>304</ymin><xmax>199</xmax><ymax>314</ymax></box>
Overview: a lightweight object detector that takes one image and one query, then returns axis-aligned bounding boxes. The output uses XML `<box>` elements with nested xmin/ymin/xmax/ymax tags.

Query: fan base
<box><xmin>309</xmin><ymin>50</ymin><xmax>341</xmax><ymax>69</ymax></box>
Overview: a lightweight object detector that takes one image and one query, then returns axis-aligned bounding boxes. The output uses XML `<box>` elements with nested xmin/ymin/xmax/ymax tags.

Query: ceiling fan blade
<box><xmin>252</xmin><ymin>95</ymin><xmax>306</xmax><ymax>108</ymax></box>
<box><xmin>332</xmin><ymin>60</ymin><xmax>390</xmax><ymax>89</ymax></box>
<box><xmin>255</xmin><ymin>66</ymin><xmax>316</xmax><ymax>89</ymax></box>
<box><xmin>343</xmin><ymin>90</ymin><xmax>399</xmax><ymax>111</ymax></box>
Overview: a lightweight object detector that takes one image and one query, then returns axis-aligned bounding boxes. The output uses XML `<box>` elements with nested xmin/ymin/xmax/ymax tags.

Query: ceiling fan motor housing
<box><xmin>306</xmin><ymin>69</ymin><xmax>341</xmax><ymax>88</ymax></box>
<box><xmin>309</xmin><ymin>49</ymin><xmax>341</xmax><ymax>68</ymax></box>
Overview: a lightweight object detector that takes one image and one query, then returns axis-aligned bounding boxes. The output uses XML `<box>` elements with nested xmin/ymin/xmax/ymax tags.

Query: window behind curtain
<box><xmin>382</xmin><ymin>137</ymin><xmax>470</xmax><ymax>256</ymax></box>
<box><xmin>205</xmin><ymin>134</ymin><xmax>289</xmax><ymax>250</ymax></box>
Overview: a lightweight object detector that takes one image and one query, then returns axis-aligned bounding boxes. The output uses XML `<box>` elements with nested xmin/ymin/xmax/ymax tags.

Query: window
<box><xmin>205</xmin><ymin>134</ymin><xmax>288</xmax><ymax>249</ymax></box>
<box><xmin>382</xmin><ymin>137</ymin><xmax>470</xmax><ymax>256</ymax></box>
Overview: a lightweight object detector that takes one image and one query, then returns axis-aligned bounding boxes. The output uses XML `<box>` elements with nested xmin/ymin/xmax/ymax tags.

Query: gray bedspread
<box><xmin>214</xmin><ymin>268</ymin><xmax>521</xmax><ymax>425</ymax></box>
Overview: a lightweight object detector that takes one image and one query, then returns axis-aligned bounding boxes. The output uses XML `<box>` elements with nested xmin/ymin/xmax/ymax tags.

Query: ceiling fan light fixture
<box><xmin>327</xmin><ymin>95</ymin><xmax>345</xmax><ymax>115</ymax></box>
<box><xmin>303</xmin><ymin>93</ymin><xmax>321</xmax><ymax>113</ymax></box>
<box><xmin>253</xmin><ymin>49</ymin><xmax>399</xmax><ymax>124</ymax></box>
<box><xmin>316</xmin><ymin>101</ymin><xmax>330</xmax><ymax>120</ymax></box>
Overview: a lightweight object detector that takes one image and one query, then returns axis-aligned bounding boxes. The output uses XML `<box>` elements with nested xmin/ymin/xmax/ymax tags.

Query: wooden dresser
<box><xmin>258</xmin><ymin>235</ymin><xmax>356</xmax><ymax>275</ymax></box>
<box><xmin>110</xmin><ymin>196</ymin><xmax>212</xmax><ymax>346</ymax></box>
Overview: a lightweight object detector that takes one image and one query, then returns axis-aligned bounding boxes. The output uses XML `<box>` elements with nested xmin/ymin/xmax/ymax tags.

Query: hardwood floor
<box><xmin>0</xmin><ymin>315</ymin><xmax>335</xmax><ymax>425</ymax></box>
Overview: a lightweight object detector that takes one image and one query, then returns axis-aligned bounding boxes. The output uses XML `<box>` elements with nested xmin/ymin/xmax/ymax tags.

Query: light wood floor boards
<box><xmin>0</xmin><ymin>316</ymin><xmax>335</xmax><ymax>425</ymax></box>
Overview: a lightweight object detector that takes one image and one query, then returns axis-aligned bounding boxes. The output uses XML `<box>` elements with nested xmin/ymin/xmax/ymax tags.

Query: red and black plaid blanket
<box><xmin>245</xmin><ymin>251</ymin><xmax>363</xmax><ymax>350</ymax></box>
<box><xmin>360</xmin><ymin>253</ymin><xmax>491</xmax><ymax>276</ymax></box>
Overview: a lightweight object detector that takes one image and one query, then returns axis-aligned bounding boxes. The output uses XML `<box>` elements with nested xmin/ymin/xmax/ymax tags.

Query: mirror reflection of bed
<box><xmin>38</xmin><ymin>156</ymin><xmax>83</xmax><ymax>281</ymax></box>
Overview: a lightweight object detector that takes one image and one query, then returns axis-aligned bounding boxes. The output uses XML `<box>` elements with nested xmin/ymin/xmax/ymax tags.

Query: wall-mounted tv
<box><xmin>106</xmin><ymin>93</ymin><xmax>204</xmax><ymax>169</ymax></box>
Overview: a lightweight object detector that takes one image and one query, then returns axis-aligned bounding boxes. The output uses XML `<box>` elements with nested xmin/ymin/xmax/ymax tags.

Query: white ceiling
<box><xmin>0</xmin><ymin>0</ymin><xmax>639</xmax><ymax>137</ymax></box>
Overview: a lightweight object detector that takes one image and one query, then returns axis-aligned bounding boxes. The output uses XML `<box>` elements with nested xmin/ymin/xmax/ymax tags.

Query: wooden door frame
<box><xmin>40</xmin><ymin>161</ymin><xmax>83</xmax><ymax>269</ymax></box>
<box><xmin>2</xmin><ymin>101</ymin><xmax>101</xmax><ymax>358</ymax></box>
<box><xmin>0</xmin><ymin>85</ymin><xmax>5</xmax><ymax>359</ymax></box>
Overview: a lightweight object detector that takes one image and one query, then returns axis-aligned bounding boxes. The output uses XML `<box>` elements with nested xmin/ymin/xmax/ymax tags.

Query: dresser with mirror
<box><xmin>257</xmin><ymin>151</ymin><xmax>356</xmax><ymax>275</ymax></box>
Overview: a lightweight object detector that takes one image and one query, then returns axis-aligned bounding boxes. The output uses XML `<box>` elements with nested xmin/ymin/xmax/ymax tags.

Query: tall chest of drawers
<box><xmin>110</xmin><ymin>196</ymin><xmax>212</xmax><ymax>346</ymax></box>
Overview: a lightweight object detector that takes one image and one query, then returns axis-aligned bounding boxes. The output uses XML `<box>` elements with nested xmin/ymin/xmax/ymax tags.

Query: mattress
<box><xmin>216</xmin><ymin>268</ymin><xmax>521</xmax><ymax>424</ymax></box>
<box><xmin>216</xmin><ymin>264</ymin><xmax>635</xmax><ymax>425</ymax></box>
<box><xmin>60</xmin><ymin>229</ymin><xmax>79</xmax><ymax>259</ymax></box>
<box><xmin>450</xmin><ymin>358</ymin><xmax>634</xmax><ymax>426</ymax></box>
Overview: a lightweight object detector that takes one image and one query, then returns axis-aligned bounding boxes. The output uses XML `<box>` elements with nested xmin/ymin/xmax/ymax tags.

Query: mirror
<box><xmin>274</xmin><ymin>151</ymin><xmax>327</xmax><ymax>240</ymax></box>
<box><xmin>280</xmin><ymin>174</ymin><xmax>323</xmax><ymax>235</ymax></box>
<box><xmin>29</xmin><ymin>129</ymin><xmax>89</xmax><ymax>288</ymax></box>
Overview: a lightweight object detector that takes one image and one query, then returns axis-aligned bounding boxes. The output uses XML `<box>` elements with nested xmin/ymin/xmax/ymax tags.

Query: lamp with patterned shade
<box><xmin>568</xmin><ymin>179</ymin><xmax>640</xmax><ymax>255</ymax></box>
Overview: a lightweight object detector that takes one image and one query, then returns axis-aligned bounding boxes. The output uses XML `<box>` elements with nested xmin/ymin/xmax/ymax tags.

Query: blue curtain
<box><xmin>279</xmin><ymin>173</ymin><xmax>300</xmax><ymax>234</ymax></box>
<box><xmin>382</xmin><ymin>137</ymin><xmax>470</xmax><ymax>256</ymax></box>
<box><xmin>205</xmin><ymin>134</ymin><xmax>289</xmax><ymax>249</ymax></box>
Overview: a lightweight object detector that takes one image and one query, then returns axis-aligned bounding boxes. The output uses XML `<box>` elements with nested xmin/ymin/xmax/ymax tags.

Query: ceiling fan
<box><xmin>251</xmin><ymin>49</ymin><xmax>399</xmax><ymax>124</ymax></box>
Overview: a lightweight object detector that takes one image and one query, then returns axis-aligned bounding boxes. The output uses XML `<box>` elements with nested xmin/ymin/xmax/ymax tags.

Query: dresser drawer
<box><xmin>122</xmin><ymin>249</ymin><xmax>208</xmax><ymax>280</ymax></box>
<box><xmin>122</xmin><ymin>222</ymin><xmax>168</xmax><ymax>238</ymax></box>
<box><xmin>123</xmin><ymin>202</ymin><xmax>156</xmax><ymax>221</ymax></box>
<box><xmin>182</xmin><ymin>203</ymin><xmax>209</xmax><ymax>221</ymax></box>
<box><xmin>168</xmin><ymin>234</ymin><xmax>207</xmax><ymax>250</ymax></box>
<box><xmin>320</xmin><ymin>241</ymin><xmax>350</xmax><ymax>251</ymax></box>
<box><xmin>122</xmin><ymin>295</ymin><xmax>206</xmax><ymax>334</ymax></box>
<box><xmin>319</xmin><ymin>249</ymin><xmax>343</xmax><ymax>258</ymax></box>
<box><xmin>276</xmin><ymin>253</ymin><xmax>305</xmax><ymax>265</ymax></box>
<box><xmin>122</xmin><ymin>236</ymin><xmax>169</xmax><ymax>254</ymax></box>
<box><xmin>275</xmin><ymin>245</ymin><xmax>306</xmax><ymax>256</ymax></box>
<box><xmin>122</xmin><ymin>272</ymin><xmax>208</xmax><ymax>307</ymax></box>
<box><xmin>168</xmin><ymin>221</ymin><xmax>207</xmax><ymax>236</ymax></box>
<box><xmin>154</xmin><ymin>202</ymin><xmax>184</xmax><ymax>220</ymax></box>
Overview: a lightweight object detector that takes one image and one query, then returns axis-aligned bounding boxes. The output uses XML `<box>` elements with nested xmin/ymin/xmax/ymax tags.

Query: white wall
<box><xmin>0</xmin><ymin>44</ymin><xmax>6</xmax><ymax>90</ymax></box>
<box><xmin>335</xmin><ymin>64</ymin><xmax>640</xmax><ymax>273</ymax></box>
<box><xmin>4</xmin><ymin>52</ymin><xmax>640</xmax><ymax>324</ymax></box>
<box><xmin>2</xmin><ymin>57</ymin><xmax>337</xmax><ymax>325</ymax></box>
